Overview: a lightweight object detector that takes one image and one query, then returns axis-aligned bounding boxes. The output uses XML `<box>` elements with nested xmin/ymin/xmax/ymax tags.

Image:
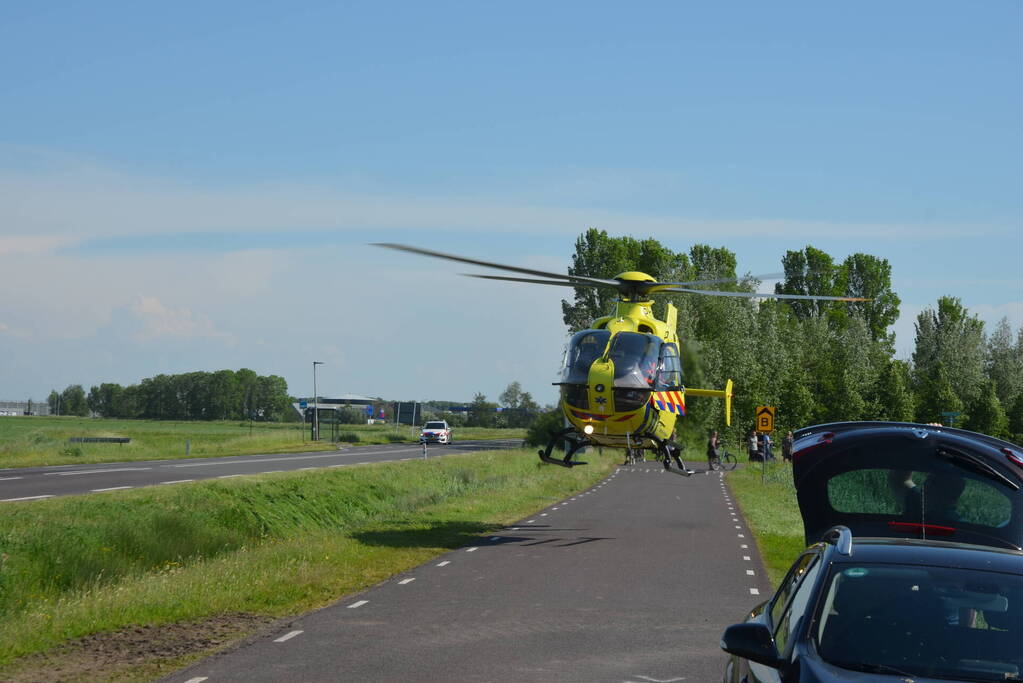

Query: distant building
<box><xmin>0</xmin><ymin>400</ymin><xmax>49</xmax><ymax>416</ymax></box>
<box><xmin>290</xmin><ymin>394</ymin><xmax>378</xmax><ymax>419</ymax></box>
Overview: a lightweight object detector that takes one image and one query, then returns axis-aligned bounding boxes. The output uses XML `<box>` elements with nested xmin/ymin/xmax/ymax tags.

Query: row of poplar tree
<box><xmin>559</xmin><ymin>229</ymin><xmax>1023</xmax><ymax>448</ymax></box>
<box><xmin>47</xmin><ymin>369</ymin><xmax>292</xmax><ymax>421</ymax></box>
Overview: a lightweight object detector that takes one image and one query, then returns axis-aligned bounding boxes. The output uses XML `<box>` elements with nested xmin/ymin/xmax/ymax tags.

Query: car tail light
<box><xmin>792</xmin><ymin>432</ymin><xmax>834</xmax><ymax>460</ymax></box>
<box><xmin>1002</xmin><ymin>447</ymin><xmax>1023</xmax><ymax>469</ymax></box>
<box><xmin>887</xmin><ymin>521</ymin><xmax>956</xmax><ymax>537</ymax></box>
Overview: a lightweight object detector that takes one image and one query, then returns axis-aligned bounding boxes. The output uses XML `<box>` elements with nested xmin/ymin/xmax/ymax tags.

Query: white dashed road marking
<box><xmin>92</xmin><ymin>486</ymin><xmax>132</xmax><ymax>492</ymax></box>
<box><xmin>184</xmin><ymin>677</ymin><xmax>208</xmax><ymax>683</ymax></box>
<box><xmin>750</xmin><ymin>588</ymin><xmax>760</xmax><ymax>595</ymax></box>
<box><xmin>466</xmin><ymin>547</ymin><xmax>478</xmax><ymax>552</ymax></box>
<box><xmin>747</xmin><ymin>570</ymin><xmax>755</xmax><ymax>576</ymax></box>
<box><xmin>274</xmin><ymin>630</ymin><xmax>303</xmax><ymax>643</ymax></box>
<box><xmin>1</xmin><ymin>495</ymin><xmax>55</xmax><ymax>502</ymax></box>
<box><xmin>348</xmin><ymin>600</ymin><xmax>369</xmax><ymax>609</ymax></box>
<box><xmin>437</xmin><ymin>561</ymin><xmax>450</xmax><ymax>567</ymax></box>
<box><xmin>160</xmin><ymin>480</ymin><xmax>194</xmax><ymax>485</ymax></box>
<box><xmin>399</xmin><ymin>578</ymin><xmax>415</xmax><ymax>585</ymax></box>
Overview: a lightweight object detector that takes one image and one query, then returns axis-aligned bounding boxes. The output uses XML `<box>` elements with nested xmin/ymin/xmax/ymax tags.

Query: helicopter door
<box><xmin>655</xmin><ymin>343</ymin><xmax>683</xmax><ymax>390</ymax></box>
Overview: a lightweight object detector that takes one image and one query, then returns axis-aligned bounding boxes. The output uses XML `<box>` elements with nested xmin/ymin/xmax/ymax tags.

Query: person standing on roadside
<box><xmin>782</xmin><ymin>431</ymin><xmax>794</xmax><ymax>462</ymax></box>
<box><xmin>763</xmin><ymin>432</ymin><xmax>774</xmax><ymax>461</ymax></box>
<box><xmin>748</xmin><ymin>430</ymin><xmax>759</xmax><ymax>462</ymax></box>
<box><xmin>706</xmin><ymin>430</ymin><xmax>720</xmax><ymax>473</ymax></box>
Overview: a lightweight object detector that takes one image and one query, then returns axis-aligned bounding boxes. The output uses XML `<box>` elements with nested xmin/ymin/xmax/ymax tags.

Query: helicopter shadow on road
<box><xmin>352</xmin><ymin>521</ymin><xmax>494</xmax><ymax>549</ymax></box>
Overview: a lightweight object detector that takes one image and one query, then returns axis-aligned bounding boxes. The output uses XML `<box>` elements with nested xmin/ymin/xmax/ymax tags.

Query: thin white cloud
<box><xmin>0</xmin><ymin>235</ymin><xmax>80</xmax><ymax>256</ymax></box>
<box><xmin>130</xmin><ymin>295</ymin><xmax>233</xmax><ymax>343</ymax></box>
<box><xmin>0</xmin><ymin>150</ymin><xmax>1005</xmax><ymax>243</ymax></box>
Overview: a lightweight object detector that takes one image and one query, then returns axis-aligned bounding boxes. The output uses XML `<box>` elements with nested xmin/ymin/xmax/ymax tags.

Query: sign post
<box><xmin>755</xmin><ymin>406</ymin><xmax>776</xmax><ymax>483</ymax></box>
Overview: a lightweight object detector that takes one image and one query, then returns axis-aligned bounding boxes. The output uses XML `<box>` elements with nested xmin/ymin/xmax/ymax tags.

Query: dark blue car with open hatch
<box><xmin>720</xmin><ymin>421</ymin><xmax>1023</xmax><ymax>682</ymax></box>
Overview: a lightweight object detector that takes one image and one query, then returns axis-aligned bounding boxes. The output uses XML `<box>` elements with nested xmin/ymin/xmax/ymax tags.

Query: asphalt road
<box><xmin>165</xmin><ymin>463</ymin><xmax>770</xmax><ymax>683</ymax></box>
<box><xmin>0</xmin><ymin>440</ymin><xmax>521</xmax><ymax>501</ymax></box>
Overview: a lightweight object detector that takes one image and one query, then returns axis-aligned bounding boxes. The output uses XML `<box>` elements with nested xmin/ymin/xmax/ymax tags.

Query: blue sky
<box><xmin>1</xmin><ymin>2</ymin><xmax>1020</xmax><ymax>407</ymax></box>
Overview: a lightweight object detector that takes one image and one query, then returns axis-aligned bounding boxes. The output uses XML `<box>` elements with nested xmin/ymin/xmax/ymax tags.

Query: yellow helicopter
<box><xmin>376</xmin><ymin>243</ymin><xmax>867</xmax><ymax>474</ymax></box>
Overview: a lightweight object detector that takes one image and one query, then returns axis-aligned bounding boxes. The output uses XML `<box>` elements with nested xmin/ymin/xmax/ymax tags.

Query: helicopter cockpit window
<box><xmin>608</xmin><ymin>332</ymin><xmax>662</xmax><ymax>389</ymax></box>
<box><xmin>656</xmin><ymin>343</ymin><xmax>683</xmax><ymax>390</ymax></box>
<box><xmin>561</xmin><ymin>330</ymin><xmax>611</xmax><ymax>385</ymax></box>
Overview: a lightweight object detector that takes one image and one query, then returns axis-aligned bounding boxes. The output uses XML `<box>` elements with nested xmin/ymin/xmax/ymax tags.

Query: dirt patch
<box><xmin>1</xmin><ymin>613</ymin><xmax>276</xmax><ymax>682</ymax></box>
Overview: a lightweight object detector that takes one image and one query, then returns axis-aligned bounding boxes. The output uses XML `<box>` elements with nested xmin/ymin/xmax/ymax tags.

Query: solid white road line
<box><xmin>1</xmin><ymin>495</ymin><xmax>55</xmax><ymax>502</ymax></box>
<box><xmin>50</xmin><ymin>467</ymin><xmax>151</xmax><ymax>476</ymax></box>
<box><xmin>399</xmin><ymin>578</ymin><xmax>415</xmax><ymax>585</ymax></box>
<box><xmin>348</xmin><ymin>600</ymin><xmax>369</xmax><ymax>609</ymax></box>
<box><xmin>274</xmin><ymin>630</ymin><xmax>303</xmax><ymax>643</ymax></box>
<box><xmin>92</xmin><ymin>486</ymin><xmax>133</xmax><ymax>492</ymax></box>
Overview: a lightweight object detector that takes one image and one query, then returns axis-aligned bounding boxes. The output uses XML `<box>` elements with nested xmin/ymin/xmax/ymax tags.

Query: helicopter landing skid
<box><xmin>538</xmin><ymin>427</ymin><xmax>589</xmax><ymax>467</ymax></box>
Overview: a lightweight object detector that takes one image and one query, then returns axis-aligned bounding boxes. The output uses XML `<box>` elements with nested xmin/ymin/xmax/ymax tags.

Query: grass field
<box><xmin>0</xmin><ymin>416</ymin><xmax>524</xmax><ymax>468</ymax></box>
<box><xmin>0</xmin><ymin>446</ymin><xmax>615</xmax><ymax>680</ymax></box>
<box><xmin>726</xmin><ymin>462</ymin><xmax>806</xmax><ymax>587</ymax></box>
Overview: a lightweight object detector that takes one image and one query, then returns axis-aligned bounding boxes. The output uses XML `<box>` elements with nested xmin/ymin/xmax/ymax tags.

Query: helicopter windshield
<box><xmin>561</xmin><ymin>330</ymin><xmax>611</xmax><ymax>385</ymax></box>
<box><xmin>608</xmin><ymin>332</ymin><xmax>662</xmax><ymax>389</ymax></box>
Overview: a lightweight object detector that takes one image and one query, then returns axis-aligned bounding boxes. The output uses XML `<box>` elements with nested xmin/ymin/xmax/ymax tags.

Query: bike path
<box><xmin>165</xmin><ymin>464</ymin><xmax>770</xmax><ymax>682</ymax></box>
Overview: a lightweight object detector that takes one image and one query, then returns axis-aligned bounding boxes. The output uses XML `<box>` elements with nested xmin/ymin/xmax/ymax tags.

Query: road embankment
<box><xmin>0</xmin><ymin>448</ymin><xmax>614</xmax><ymax>680</ymax></box>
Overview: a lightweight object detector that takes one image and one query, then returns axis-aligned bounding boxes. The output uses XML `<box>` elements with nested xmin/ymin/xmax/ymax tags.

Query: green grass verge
<box><xmin>0</xmin><ymin>447</ymin><xmax>614</xmax><ymax>673</ymax></box>
<box><xmin>0</xmin><ymin>416</ymin><xmax>524</xmax><ymax>468</ymax></box>
<box><xmin>726</xmin><ymin>462</ymin><xmax>806</xmax><ymax>588</ymax></box>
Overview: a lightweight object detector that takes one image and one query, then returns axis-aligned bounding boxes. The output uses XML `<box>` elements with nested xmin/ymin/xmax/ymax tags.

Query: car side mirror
<box><xmin>720</xmin><ymin>622</ymin><xmax>785</xmax><ymax>669</ymax></box>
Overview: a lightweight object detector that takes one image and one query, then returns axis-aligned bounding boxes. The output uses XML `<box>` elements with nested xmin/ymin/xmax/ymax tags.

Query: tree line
<box><xmin>559</xmin><ymin>229</ymin><xmax>1023</xmax><ymax>447</ymax></box>
<box><xmin>47</xmin><ymin>369</ymin><xmax>291</xmax><ymax>421</ymax></box>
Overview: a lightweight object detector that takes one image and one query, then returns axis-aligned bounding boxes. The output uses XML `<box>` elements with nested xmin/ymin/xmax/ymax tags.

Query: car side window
<box><xmin>773</xmin><ymin>555</ymin><xmax>823</xmax><ymax>654</ymax></box>
<box><xmin>769</xmin><ymin>552</ymin><xmax>817</xmax><ymax>629</ymax></box>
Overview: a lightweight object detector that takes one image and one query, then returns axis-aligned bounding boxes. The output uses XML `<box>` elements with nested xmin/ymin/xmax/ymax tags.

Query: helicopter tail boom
<box><xmin>684</xmin><ymin>379</ymin><xmax>734</xmax><ymax>426</ymax></box>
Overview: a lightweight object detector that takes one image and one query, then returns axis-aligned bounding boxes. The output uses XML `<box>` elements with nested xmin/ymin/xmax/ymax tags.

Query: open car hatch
<box><xmin>791</xmin><ymin>422</ymin><xmax>1023</xmax><ymax>550</ymax></box>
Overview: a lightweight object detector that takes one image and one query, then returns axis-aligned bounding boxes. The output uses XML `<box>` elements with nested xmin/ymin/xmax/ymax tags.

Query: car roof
<box><xmin>821</xmin><ymin>536</ymin><xmax>1023</xmax><ymax>574</ymax></box>
<box><xmin>792</xmin><ymin>422</ymin><xmax>1023</xmax><ymax>551</ymax></box>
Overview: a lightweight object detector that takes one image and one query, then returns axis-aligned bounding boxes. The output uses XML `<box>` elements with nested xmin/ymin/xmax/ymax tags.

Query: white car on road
<box><xmin>419</xmin><ymin>421</ymin><xmax>453</xmax><ymax>444</ymax></box>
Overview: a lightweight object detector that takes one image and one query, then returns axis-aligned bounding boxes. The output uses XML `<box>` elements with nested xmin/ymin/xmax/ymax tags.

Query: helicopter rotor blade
<box><xmin>666</xmin><ymin>272</ymin><xmax>786</xmax><ymax>287</ymax></box>
<box><xmin>464</xmin><ymin>274</ymin><xmax>605</xmax><ymax>288</ymax></box>
<box><xmin>373</xmin><ymin>243</ymin><xmax>619</xmax><ymax>288</ymax></box>
<box><xmin>654</xmin><ymin>286</ymin><xmax>870</xmax><ymax>302</ymax></box>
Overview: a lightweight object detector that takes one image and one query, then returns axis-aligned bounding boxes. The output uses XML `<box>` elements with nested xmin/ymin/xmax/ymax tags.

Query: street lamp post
<box><xmin>312</xmin><ymin>361</ymin><xmax>324</xmax><ymax>441</ymax></box>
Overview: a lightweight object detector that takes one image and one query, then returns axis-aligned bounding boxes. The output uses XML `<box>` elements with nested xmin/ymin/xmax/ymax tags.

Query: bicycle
<box><xmin>708</xmin><ymin>449</ymin><xmax>738</xmax><ymax>471</ymax></box>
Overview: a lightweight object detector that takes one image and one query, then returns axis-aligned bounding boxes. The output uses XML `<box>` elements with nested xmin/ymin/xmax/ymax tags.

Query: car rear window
<box><xmin>827</xmin><ymin>468</ymin><xmax>1013</xmax><ymax>528</ymax></box>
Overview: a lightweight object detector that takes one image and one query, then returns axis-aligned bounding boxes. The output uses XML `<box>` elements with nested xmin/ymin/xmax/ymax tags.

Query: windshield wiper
<box><xmin>832</xmin><ymin>661</ymin><xmax>915</xmax><ymax>677</ymax></box>
<box><xmin>936</xmin><ymin>447</ymin><xmax>1020</xmax><ymax>490</ymax></box>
